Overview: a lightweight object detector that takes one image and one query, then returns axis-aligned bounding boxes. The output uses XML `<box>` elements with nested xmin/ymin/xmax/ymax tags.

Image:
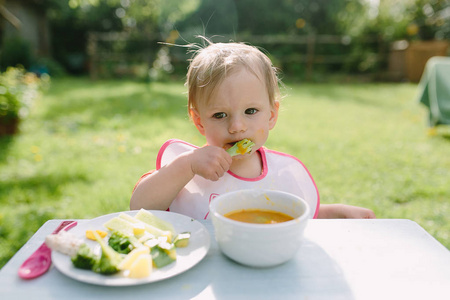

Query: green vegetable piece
<box><xmin>92</xmin><ymin>231</ymin><xmax>123</xmax><ymax>275</ymax></box>
<box><xmin>71</xmin><ymin>243</ymin><xmax>98</xmax><ymax>270</ymax></box>
<box><xmin>226</xmin><ymin>139</ymin><xmax>255</xmax><ymax>157</ymax></box>
<box><xmin>119</xmin><ymin>212</ymin><xmax>173</xmax><ymax>242</ymax></box>
<box><xmin>151</xmin><ymin>246</ymin><xmax>176</xmax><ymax>268</ymax></box>
<box><xmin>108</xmin><ymin>231</ymin><xmax>139</xmax><ymax>254</ymax></box>
<box><xmin>173</xmin><ymin>232</ymin><xmax>191</xmax><ymax>248</ymax></box>
<box><xmin>134</xmin><ymin>209</ymin><xmax>176</xmax><ymax>236</ymax></box>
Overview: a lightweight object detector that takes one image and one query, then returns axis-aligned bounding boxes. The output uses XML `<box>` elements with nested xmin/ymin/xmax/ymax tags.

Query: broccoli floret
<box><xmin>92</xmin><ymin>231</ymin><xmax>123</xmax><ymax>275</ymax></box>
<box><xmin>108</xmin><ymin>231</ymin><xmax>137</xmax><ymax>254</ymax></box>
<box><xmin>71</xmin><ymin>243</ymin><xmax>98</xmax><ymax>270</ymax></box>
<box><xmin>226</xmin><ymin>139</ymin><xmax>255</xmax><ymax>157</ymax></box>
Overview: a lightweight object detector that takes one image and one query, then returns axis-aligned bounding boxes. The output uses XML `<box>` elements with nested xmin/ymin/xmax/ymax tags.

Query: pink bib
<box><xmin>157</xmin><ymin>139</ymin><xmax>320</xmax><ymax>220</ymax></box>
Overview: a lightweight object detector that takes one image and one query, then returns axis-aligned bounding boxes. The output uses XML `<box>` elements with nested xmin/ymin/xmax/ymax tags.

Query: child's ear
<box><xmin>268</xmin><ymin>101</ymin><xmax>280</xmax><ymax>130</ymax></box>
<box><xmin>190</xmin><ymin>108</ymin><xmax>206</xmax><ymax>136</ymax></box>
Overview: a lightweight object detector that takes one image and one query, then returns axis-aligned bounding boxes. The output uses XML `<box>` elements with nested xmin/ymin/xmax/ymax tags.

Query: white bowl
<box><xmin>209</xmin><ymin>189</ymin><xmax>310</xmax><ymax>267</ymax></box>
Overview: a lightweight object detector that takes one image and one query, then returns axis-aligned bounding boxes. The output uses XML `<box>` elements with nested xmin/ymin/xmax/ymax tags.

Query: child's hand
<box><xmin>338</xmin><ymin>204</ymin><xmax>376</xmax><ymax>219</ymax></box>
<box><xmin>190</xmin><ymin>146</ymin><xmax>232</xmax><ymax>181</ymax></box>
<box><xmin>318</xmin><ymin>204</ymin><xmax>376</xmax><ymax>219</ymax></box>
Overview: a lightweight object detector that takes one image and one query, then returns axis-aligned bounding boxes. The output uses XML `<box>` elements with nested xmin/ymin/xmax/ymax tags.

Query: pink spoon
<box><xmin>18</xmin><ymin>220</ymin><xmax>77</xmax><ymax>279</ymax></box>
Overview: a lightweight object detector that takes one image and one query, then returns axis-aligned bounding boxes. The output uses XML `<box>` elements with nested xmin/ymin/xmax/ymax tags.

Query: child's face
<box><xmin>191</xmin><ymin>68</ymin><xmax>279</xmax><ymax>157</ymax></box>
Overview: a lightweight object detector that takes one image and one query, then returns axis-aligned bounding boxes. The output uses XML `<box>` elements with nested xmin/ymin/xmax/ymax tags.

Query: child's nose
<box><xmin>228</xmin><ymin>116</ymin><xmax>246</xmax><ymax>133</ymax></box>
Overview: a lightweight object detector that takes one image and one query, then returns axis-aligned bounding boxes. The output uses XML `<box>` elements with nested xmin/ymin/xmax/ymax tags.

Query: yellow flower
<box><xmin>117</xmin><ymin>134</ymin><xmax>126</xmax><ymax>142</ymax></box>
<box><xmin>427</xmin><ymin>127</ymin><xmax>437</xmax><ymax>136</ymax></box>
<box><xmin>166</xmin><ymin>30</ymin><xmax>179</xmax><ymax>44</ymax></box>
<box><xmin>31</xmin><ymin>146</ymin><xmax>40</xmax><ymax>153</ymax></box>
<box><xmin>296</xmin><ymin>18</ymin><xmax>306</xmax><ymax>29</ymax></box>
<box><xmin>407</xmin><ymin>23</ymin><xmax>419</xmax><ymax>36</ymax></box>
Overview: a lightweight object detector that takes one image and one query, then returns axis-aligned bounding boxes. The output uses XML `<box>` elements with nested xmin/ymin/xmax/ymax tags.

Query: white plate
<box><xmin>52</xmin><ymin>210</ymin><xmax>210</xmax><ymax>286</ymax></box>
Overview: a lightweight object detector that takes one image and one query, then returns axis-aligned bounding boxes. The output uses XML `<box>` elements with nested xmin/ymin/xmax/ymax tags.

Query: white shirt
<box><xmin>156</xmin><ymin>139</ymin><xmax>320</xmax><ymax>220</ymax></box>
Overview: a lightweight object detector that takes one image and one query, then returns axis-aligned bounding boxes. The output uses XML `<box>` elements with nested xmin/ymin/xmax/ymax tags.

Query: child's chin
<box><xmin>232</xmin><ymin>153</ymin><xmax>251</xmax><ymax>160</ymax></box>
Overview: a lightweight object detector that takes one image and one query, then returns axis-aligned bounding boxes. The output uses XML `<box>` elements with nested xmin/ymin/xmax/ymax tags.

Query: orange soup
<box><xmin>224</xmin><ymin>209</ymin><xmax>294</xmax><ymax>224</ymax></box>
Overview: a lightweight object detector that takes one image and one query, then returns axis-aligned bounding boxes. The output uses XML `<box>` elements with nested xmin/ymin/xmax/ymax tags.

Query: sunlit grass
<box><xmin>1</xmin><ymin>77</ymin><xmax>449</xmax><ymax>268</ymax></box>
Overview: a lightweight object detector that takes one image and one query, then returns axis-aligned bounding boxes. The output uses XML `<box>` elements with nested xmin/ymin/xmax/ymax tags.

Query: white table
<box><xmin>1</xmin><ymin>219</ymin><xmax>449</xmax><ymax>300</ymax></box>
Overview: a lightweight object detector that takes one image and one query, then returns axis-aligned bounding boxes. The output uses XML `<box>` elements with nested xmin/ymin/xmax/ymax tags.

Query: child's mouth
<box><xmin>226</xmin><ymin>140</ymin><xmax>244</xmax><ymax>150</ymax></box>
<box><xmin>225</xmin><ymin>139</ymin><xmax>255</xmax><ymax>156</ymax></box>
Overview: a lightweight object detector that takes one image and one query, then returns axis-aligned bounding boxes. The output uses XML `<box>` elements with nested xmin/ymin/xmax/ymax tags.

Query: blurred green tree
<box><xmin>175</xmin><ymin>0</ymin><xmax>351</xmax><ymax>36</ymax></box>
<box><xmin>45</xmin><ymin>0</ymin><xmax>200</xmax><ymax>74</ymax></box>
<box><xmin>20</xmin><ymin>0</ymin><xmax>447</xmax><ymax>76</ymax></box>
<box><xmin>405</xmin><ymin>0</ymin><xmax>450</xmax><ymax>40</ymax></box>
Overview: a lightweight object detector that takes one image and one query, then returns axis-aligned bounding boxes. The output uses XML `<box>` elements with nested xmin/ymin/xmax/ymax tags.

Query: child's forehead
<box><xmin>188</xmin><ymin>42</ymin><xmax>279</xmax><ymax>111</ymax></box>
<box><xmin>198</xmin><ymin>70</ymin><xmax>269</xmax><ymax>107</ymax></box>
<box><xmin>222</xmin><ymin>65</ymin><xmax>265</xmax><ymax>83</ymax></box>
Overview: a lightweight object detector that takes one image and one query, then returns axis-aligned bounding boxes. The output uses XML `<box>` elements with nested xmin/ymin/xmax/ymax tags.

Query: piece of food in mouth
<box><xmin>226</xmin><ymin>139</ymin><xmax>255</xmax><ymax>156</ymax></box>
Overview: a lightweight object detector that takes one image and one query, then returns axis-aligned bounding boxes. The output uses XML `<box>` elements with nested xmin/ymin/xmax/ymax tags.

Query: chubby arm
<box><xmin>317</xmin><ymin>203</ymin><xmax>376</xmax><ymax>219</ymax></box>
<box><xmin>130</xmin><ymin>146</ymin><xmax>232</xmax><ymax>211</ymax></box>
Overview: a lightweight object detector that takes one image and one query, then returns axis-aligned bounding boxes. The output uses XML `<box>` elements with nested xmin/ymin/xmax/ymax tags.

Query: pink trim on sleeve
<box><xmin>134</xmin><ymin>139</ymin><xmax>196</xmax><ymax>192</ymax></box>
<box><xmin>132</xmin><ymin>170</ymin><xmax>156</xmax><ymax>193</ymax></box>
<box><xmin>146</xmin><ymin>139</ymin><xmax>200</xmax><ymax>212</ymax></box>
<box><xmin>156</xmin><ymin>139</ymin><xmax>199</xmax><ymax>170</ymax></box>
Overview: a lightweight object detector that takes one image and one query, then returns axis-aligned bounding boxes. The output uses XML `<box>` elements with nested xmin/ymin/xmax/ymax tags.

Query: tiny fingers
<box><xmin>365</xmin><ymin>210</ymin><xmax>376</xmax><ymax>219</ymax></box>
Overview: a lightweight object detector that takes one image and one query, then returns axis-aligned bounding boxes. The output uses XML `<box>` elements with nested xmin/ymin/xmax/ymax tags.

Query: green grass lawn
<box><xmin>1</xmin><ymin>77</ymin><xmax>449</xmax><ymax>268</ymax></box>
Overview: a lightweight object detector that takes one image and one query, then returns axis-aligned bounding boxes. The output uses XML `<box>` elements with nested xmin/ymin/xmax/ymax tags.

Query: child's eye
<box><xmin>245</xmin><ymin>108</ymin><xmax>258</xmax><ymax>115</ymax></box>
<box><xmin>212</xmin><ymin>112</ymin><xmax>227</xmax><ymax>119</ymax></box>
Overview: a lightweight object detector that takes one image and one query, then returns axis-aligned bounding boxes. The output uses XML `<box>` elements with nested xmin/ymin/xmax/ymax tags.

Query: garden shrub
<box><xmin>0</xmin><ymin>36</ymin><xmax>33</xmax><ymax>70</ymax></box>
<box><xmin>0</xmin><ymin>66</ymin><xmax>49</xmax><ymax>135</ymax></box>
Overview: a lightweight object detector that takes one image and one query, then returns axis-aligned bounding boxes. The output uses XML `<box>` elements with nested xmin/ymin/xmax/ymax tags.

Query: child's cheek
<box><xmin>256</xmin><ymin>128</ymin><xmax>266</xmax><ymax>139</ymax></box>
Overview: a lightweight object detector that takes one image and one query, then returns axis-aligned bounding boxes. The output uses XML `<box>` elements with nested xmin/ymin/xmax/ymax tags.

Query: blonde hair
<box><xmin>186</xmin><ymin>38</ymin><xmax>281</xmax><ymax>116</ymax></box>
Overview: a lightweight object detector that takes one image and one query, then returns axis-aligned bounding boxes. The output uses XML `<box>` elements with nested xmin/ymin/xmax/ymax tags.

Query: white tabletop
<box><xmin>1</xmin><ymin>219</ymin><xmax>449</xmax><ymax>300</ymax></box>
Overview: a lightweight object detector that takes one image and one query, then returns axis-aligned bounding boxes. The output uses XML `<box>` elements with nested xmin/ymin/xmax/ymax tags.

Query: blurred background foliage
<box><xmin>0</xmin><ymin>0</ymin><xmax>448</xmax><ymax>79</ymax></box>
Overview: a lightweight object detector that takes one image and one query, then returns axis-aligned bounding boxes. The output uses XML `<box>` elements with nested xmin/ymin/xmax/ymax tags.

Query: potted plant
<box><xmin>0</xmin><ymin>66</ymin><xmax>45</xmax><ymax>136</ymax></box>
<box><xmin>405</xmin><ymin>0</ymin><xmax>449</xmax><ymax>82</ymax></box>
